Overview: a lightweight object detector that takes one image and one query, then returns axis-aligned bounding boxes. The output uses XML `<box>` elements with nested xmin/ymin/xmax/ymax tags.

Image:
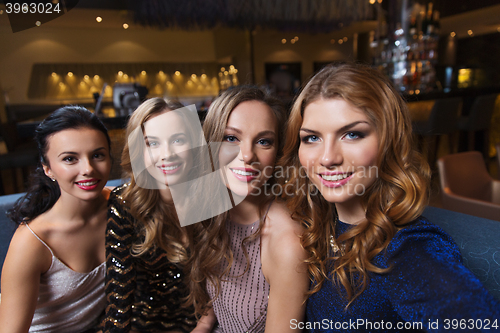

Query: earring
<box><xmin>51</xmin><ymin>178</ymin><xmax>56</xmax><ymax>182</ymax></box>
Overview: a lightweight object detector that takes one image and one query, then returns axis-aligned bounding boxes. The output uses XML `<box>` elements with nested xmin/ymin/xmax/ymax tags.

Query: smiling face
<box><xmin>142</xmin><ymin>110</ymin><xmax>193</xmax><ymax>188</ymax></box>
<box><xmin>219</xmin><ymin>100</ymin><xmax>278</xmax><ymax>198</ymax></box>
<box><xmin>298</xmin><ymin>98</ymin><xmax>379</xmax><ymax>215</ymax></box>
<box><xmin>43</xmin><ymin>127</ymin><xmax>111</xmax><ymax>202</ymax></box>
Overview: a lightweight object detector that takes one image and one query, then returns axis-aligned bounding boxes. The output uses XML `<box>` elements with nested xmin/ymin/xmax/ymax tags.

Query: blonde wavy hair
<box><xmin>121</xmin><ymin>97</ymin><xmax>203</xmax><ymax>263</ymax></box>
<box><xmin>186</xmin><ymin>86</ymin><xmax>286</xmax><ymax>317</ymax></box>
<box><xmin>280</xmin><ymin>62</ymin><xmax>431</xmax><ymax>306</ymax></box>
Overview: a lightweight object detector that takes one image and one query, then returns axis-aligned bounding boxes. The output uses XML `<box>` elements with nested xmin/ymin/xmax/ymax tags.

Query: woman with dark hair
<box><xmin>188</xmin><ymin>86</ymin><xmax>309</xmax><ymax>333</ymax></box>
<box><xmin>103</xmin><ymin>98</ymin><xmax>201</xmax><ymax>333</ymax></box>
<box><xmin>0</xmin><ymin>106</ymin><xmax>112</xmax><ymax>332</ymax></box>
<box><xmin>281</xmin><ymin>62</ymin><xmax>500</xmax><ymax>332</ymax></box>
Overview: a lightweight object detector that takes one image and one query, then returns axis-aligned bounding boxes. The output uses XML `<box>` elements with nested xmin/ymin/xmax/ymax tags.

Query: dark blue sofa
<box><xmin>1</xmin><ymin>187</ymin><xmax>499</xmax><ymax>301</ymax></box>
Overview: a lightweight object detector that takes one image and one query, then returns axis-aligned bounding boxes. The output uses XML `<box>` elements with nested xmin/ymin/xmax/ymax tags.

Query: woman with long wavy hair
<box><xmin>188</xmin><ymin>86</ymin><xmax>309</xmax><ymax>333</ymax></box>
<box><xmin>103</xmin><ymin>98</ymin><xmax>202</xmax><ymax>332</ymax></box>
<box><xmin>280</xmin><ymin>62</ymin><xmax>500</xmax><ymax>332</ymax></box>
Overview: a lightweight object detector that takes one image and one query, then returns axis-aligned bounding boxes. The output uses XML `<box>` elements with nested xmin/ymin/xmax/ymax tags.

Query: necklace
<box><xmin>330</xmin><ymin>215</ymin><xmax>345</xmax><ymax>255</ymax></box>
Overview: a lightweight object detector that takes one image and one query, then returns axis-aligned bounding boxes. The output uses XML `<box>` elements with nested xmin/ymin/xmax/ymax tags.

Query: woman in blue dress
<box><xmin>280</xmin><ymin>62</ymin><xmax>500</xmax><ymax>332</ymax></box>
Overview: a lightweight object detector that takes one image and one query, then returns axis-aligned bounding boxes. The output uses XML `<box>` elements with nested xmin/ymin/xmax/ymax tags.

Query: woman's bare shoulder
<box><xmin>6</xmin><ymin>222</ymin><xmax>52</xmax><ymax>274</ymax></box>
<box><xmin>265</xmin><ymin>200</ymin><xmax>303</xmax><ymax>234</ymax></box>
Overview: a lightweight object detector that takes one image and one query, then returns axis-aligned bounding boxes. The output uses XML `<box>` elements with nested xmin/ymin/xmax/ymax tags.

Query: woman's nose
<box><xmin>320</xmin><ymin>141</ymin><xmax>343</xmax><ymax>168</ymax></box>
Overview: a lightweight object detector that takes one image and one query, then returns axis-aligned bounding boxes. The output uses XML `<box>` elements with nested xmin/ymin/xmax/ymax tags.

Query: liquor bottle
<box><xmin>433</xmin><ymin>10</ymin><xmax>440</xmax><ymax>36</ymax></box>
<box><xmin>409</xmin><ymin>16</ymin><xmax>417</xmax><ymax>39</ymax></box>
<box><xmin>426</xmin><ymin>2</ymin><xmax>434</xmax><ymax>36</ymax></box>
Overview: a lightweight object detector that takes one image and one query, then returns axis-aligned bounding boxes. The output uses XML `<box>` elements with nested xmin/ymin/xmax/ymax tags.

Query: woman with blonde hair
<box><xmin>188</xmin><ymin>86</ymin><xmax>309</xmax><ymax>333</ymax></box>
<box><xmin>103</xmin><ymin>97</ymin><xmax>202</xmax><ymax>332</ymax></box>
<box><xmin>280</xmin><ymin>62</ymin><xmax>500</xmax><ymax>332</ymax></box>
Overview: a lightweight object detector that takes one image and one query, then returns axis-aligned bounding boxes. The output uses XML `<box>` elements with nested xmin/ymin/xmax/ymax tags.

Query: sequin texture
<box><xmin>102</xmin><ymin>185</ymin><xmax>196</xmax><ymax>332</ymax></box>
<box><xmin>305</xmin><ymin>217</ymin><xmax>500</xmax><ymax>333</ymax></box>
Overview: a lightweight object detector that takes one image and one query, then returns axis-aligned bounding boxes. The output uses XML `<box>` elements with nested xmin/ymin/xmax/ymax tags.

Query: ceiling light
<box><xmin>450</xmin><ymin>32</ymin><xmax>456</xmax><ymax>37</ymax></box>
<box><xmin>141</xmin><ymin>71</ymin><xmax>146</xmax><ymax>75</ymax></box>
<box><xmin>96</xmin><ymin>17</ymin><xmax>102</xmax><ymax>23</ymax></box>
<box><xmin>330</xmin><ymin>39</ymin><xmax>335</xmax><ymax>44</ymax></box>
<box><xmin>467</xmin><ymin>30</ymin><xmax>473</xmax><ymax>36</ymax></box>
<box><xmin>67</xmin><ymin>72</ymin><xmax>73</xmax><ymax>77</ymax></box>
<box><xmin>281</xmin><ymin>39</ymin><xmax>287</xmax><ymax>44</ymax></box>
<box><xmin>338</xmin><ymin>39</ymin><xmax>343</xmax><ymax>44</ymax></box>
<box><xmin>123</xmin><ymin>23</ymin><xmax>129</xmax><ymax>29</ymax></box>
<box><xmin>36</xmin><ymin>21</ymin><xmax>41</xmax><ymax>26</ymax></box>
<box><xmin>343</xmin><ymin>37</ymin><xmax>348</xmax><ymax>42</ymax></box>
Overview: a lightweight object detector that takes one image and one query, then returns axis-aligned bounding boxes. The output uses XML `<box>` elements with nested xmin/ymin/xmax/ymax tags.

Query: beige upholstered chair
<box><xmin>437</xmin><ymin>151</ymin><xmax>500</xmax><ymax>221</ymax></box>
<box><xmin>497</xmin><ymin>143</ymin><xmax>500</xmax><ymax>180</ymax></box>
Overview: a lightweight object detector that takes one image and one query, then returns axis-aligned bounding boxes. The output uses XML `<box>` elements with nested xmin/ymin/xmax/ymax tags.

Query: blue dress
<box><xmin>304</xmin><ymin>217</ymin><xmax>500</xmax><ymax>333</ymax></box>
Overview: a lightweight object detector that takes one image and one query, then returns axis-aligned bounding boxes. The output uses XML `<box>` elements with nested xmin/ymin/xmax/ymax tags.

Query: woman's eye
<box><xmin>344</xmin><ymin>131</ymin><xmax>364</xmax><ymax>140</ymax></box>
<box><xmin>146</xmin><ymin>140</ymin><xmax>158</xmax><ymax>147</ymax></box>
<box><xmin>63</xmin><ymin>156</ymin><xmax>76</xmax><ymax>163</ymax></box>
<box><xmin>223</xmin><ymin>135</ymin><xmax>238</xmax><ymax>143</ymax></box>
<box><xmin>172</xmin><ymin>138</ymin><xmax>186</xmax><ymax>145</ymax></box>
<box><xmin>257</xmin><ymin>138</ymin><xmax>273</xmax><ymax>146</ymax></box>
<box><xmin>301</xmin><ymin>135</ymin><xmax>320</xmax><ymax>143</ymax></box>
<box><xmin>93</xmin><ymin>153</ymin><xmax>105</xmax><ymax>159</ymax></box>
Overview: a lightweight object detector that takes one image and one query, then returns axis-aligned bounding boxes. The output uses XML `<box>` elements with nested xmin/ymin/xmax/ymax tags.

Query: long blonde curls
<box><xmin>280</xmin><ymin>62</ymin><xmax>431</xmax><ymax>306</ymax></box>
<box><xmin>121</xmin><ymin>97</ymin><xmax>201</xmax><ymax>263</ymax></box>
<box><xmin>186</xmin><ymin>86</ymin><xmax>286</xmax><ymax>317</ymax></box>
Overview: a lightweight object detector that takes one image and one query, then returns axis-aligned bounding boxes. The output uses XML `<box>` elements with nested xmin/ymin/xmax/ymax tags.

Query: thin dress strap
<box><xmin>25</xmin><ymin>223</ymin><xmax>55</xmax><ymax>257</ymax></box>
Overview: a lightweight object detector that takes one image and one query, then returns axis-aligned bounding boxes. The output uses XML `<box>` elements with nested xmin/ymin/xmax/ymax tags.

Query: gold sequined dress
<box><xmin>102</xmin><ymin>184</ymin><xmax>196</xmax><ymax>333</ymax></box>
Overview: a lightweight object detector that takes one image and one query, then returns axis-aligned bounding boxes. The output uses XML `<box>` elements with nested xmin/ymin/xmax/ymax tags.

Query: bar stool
<box><xmin>457</xmin><ymin>93</ymin><xmax>498</xmax><ymax>158</ymax></box>
<box><xmin>413</xmin><ymin>97</ymin><xmax>462</xmax><ymax>169</ymax></box>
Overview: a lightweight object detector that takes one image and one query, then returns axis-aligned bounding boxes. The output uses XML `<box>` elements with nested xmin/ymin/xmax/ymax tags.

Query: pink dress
<box><xmin>207</xmin><ymin>213</ymin><xmax>271</xmax><ymax>333</ymax></box>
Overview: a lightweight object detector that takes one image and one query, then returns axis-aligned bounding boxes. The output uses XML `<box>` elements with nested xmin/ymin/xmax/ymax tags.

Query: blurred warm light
<box><xmin>369</xmin><ymin>0</ymin><xmax>376</xmax><ymax>4</ymax></box>
<box><xmin>281</xmin><ymin>39</ymin><xmax>286</xmax><ymax>44</ymax></box>
<box><xmin>51</xmin><ymin>72</ymin><xmax>57</xmax><ymax>77</ymax></box>
<box><xmin>338</xmin><ymin>39</ymin><xmax>344</xmax><ymax>44</ymax></box>
<box><xmin>159</xmin><ymin>71</ymin><xmax>165</xmax><ymax>75</ymax></box>
<box><xmin>467</xmin><ymin>30</ymin><xmax>473</xmax><ymax>36</ymax></box>
<box><xmin>458</xmin><ymin>68</ymin><xmax>472</xmax><ymax>88</ymax></box>
<box><xmin>497</xmin><ymin>27</ymin><xmax>500</xmax><ymax>33</ymax></box>
<box><xmin>294</xmin><ymin>36</ymin><xmax>299</xmax><ymax>41</ymax></box>
<box><xmin>96</xmin><ymin>17</ymin><xmax>102</xmax><ymax>23</ymax></box>
<box><xmin>291</xmin><ymin>39</ymin><xmax>296</xmax><ymax>44</ymax></box>
<box><xmin>67</xmin><ymin>72</ymin><xmax>73</xmax><ymax>77</ymax></box>
<box><xmin>221</xmin><ymin>67</ymin><xmax>225</xmax><ymax>72</ymax></box>
<box><xmin>123</xmin><ymin>23</ymin><xmax>129</xmax><ymax>29</ymax></box>
<box><xmin>343</xmin><ymin>37</ymin><xmax>348</xmax><ymax>42</ymax></box>
<box><xmin>0</xmin><ymin>9</ymin><xmax>4</xmax><ymax>15</ymax></box>
<box><xmin>201</xmin><ymin>74</ymin><xmax>207</xmax><ymax>79</ymax></box>
<box><xmin>36</xmin><ymin>21</ymin><xmax>41</xmax><ymax>27</ymax></box>
<box><xmin>377</xmin><ymin>0</ymin><xmax>383</xmax><ymax>3</ymax></box>
<box><xmin>118</xmin><ymin>71</ymin><xmax>123</xmax><ymax>76</ymax></box>
<box><xmin>224</xmin><ymin>71</ymin><xmax>228</xmax><ymax>75</ymax></box>
<box><xmin>330</xmin><ymin>39</ymin><xmax>335</xmax><ymax>44</ymax></box>
<box><xmin>175</xmin><ymin>71</ymin><xmax>181</xmax><ymax>76</ymax></box>
<box><xmin>415</xmin><ymin>89</ymin><xmax>420</xmax><ymax>95</ymax></box>
<box><xmin>450</xmin><ymin>32</ymin><xmax>456</xmax><ymax>37</ymax></box>
<box><xmin>94</xmin><ymin>75</ymin><xmax>100</xmax><ymax>80</ymax></box>
<box><xmin>141</xmin><ymin>71</ymin><xmax>146</xmax><ymax>75</ymax></box>
<box><xmin>84</xmin><ymin>75</ymin><xmax>90</xmax><ymax>80</ymax></box>
<box><xmin>191</xmin><ymin>74</ymin><xmax>197</xmax><ymax>79</ymax></box>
